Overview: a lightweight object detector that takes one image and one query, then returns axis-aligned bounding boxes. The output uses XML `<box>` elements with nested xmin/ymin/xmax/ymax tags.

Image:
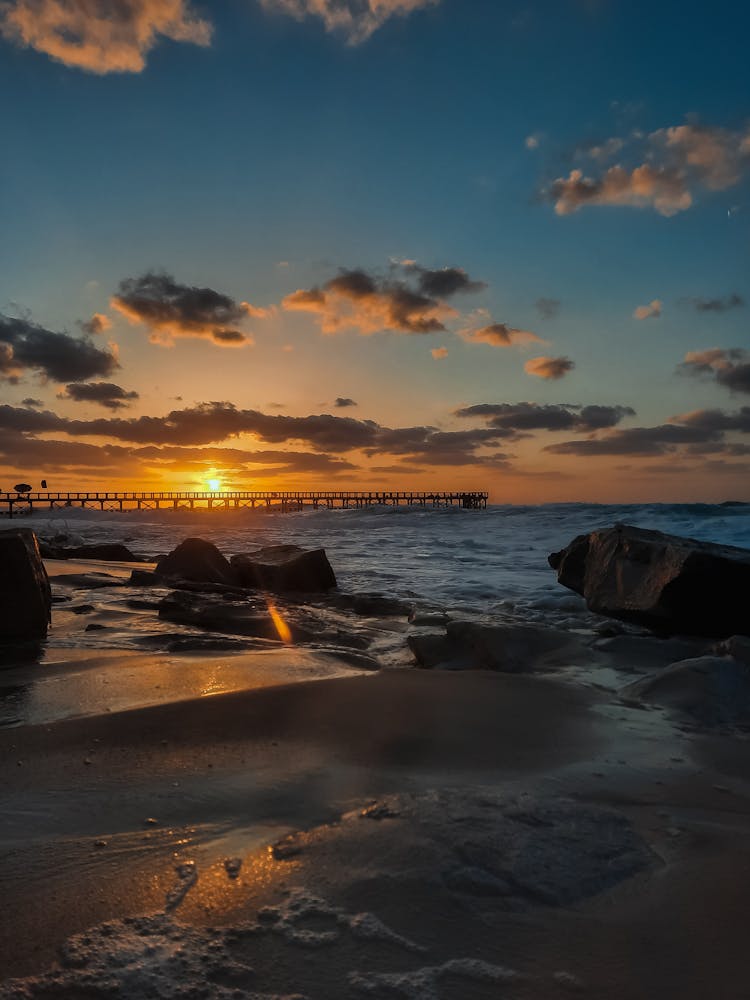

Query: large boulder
<box><xmin>230</xmin><ymin>544</ymin><xmax>336</xmax><ymax>593</ymax></box>
<box><xmin>0</xmin><ymin>528</ymin><xmax>51</xmax><ymax>641</ymax></box>
<box><xmin>155</xmin><ymin>538</ymin><xmax>239</xmax><ymax>586</ymax></box>
<box><xmin>549</xmin><ymin>524</ymin><xmax>750</xmax><ymax>637</ymax></box>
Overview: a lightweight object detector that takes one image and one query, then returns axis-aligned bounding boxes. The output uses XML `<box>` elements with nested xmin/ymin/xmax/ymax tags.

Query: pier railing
<box><xmin>0</xmin><ymin>490</ymin><xmax>488</xmax><ymax>517</ymax></box>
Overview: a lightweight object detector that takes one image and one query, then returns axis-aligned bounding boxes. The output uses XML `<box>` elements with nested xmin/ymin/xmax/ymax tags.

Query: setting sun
<box><xmin>207</xmin><ymin>478</ymin><xmax>221</xmax><ymax>492</ymax></box>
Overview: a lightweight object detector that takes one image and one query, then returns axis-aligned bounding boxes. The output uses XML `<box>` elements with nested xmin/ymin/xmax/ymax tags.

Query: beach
<box><xmin>1</xmin><ymin>506</ymin><xmax>750</xmax><ymax>998</ymax></box>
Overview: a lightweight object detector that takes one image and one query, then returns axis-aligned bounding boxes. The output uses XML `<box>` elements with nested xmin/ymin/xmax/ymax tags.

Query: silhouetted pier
<box><xmin>0</xmin><ymin>490</ymin><xmax>488</xmax><ymax>517</ymax></box>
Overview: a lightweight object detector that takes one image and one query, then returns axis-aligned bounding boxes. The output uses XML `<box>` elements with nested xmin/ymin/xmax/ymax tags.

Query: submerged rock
<box><xmin>231</xmin><ymin>544</ymin><xmax>336</xmax><ymax>593</ymax></box>
<box><xmin>549</xmin><ymin>523</ymin><xmax>750</xmax><ymax>638</ymax></box>
<box><xmin>155</xmin><ymin>537</ymin><xmax>239</xmax><ymax>586</ymax></box>
<box><xmin>0</xmin><ymin>528</ymin><xmax>51</xmax><ymax>642</ymax></box>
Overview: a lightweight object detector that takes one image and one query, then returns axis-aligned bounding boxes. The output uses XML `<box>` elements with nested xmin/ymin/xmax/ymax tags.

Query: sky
<box><xmin>0</xmin><ymin>0</ymin><xmax>748</xmax><ymax>502</ymax></box>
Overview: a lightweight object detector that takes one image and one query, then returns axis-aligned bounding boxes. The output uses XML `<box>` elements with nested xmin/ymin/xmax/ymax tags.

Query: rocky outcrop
<box><xmin>549</xmin><ymin>523</ymin><xmax>750</xmax><ymax>637</ymax></box>
<box><xmin>155</xmin><ymin>538</ymin><xmax>239</xmax><ymax>586</ymax></box>
<box><xmin>230</xmin><ymin>544</ymin><xmax>336</xmax><ymax>593</ymax></box>
<box><xmin>0</xmin><ymin>528</ymin><xmax>51</xmax><ymax>641</ymax></box>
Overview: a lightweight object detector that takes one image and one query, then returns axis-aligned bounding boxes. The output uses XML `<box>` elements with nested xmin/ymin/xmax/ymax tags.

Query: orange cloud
<box><xmin>431</xmin><ymin>346</ymin><xmax>448</xmax><ymax>360</ymax></box>
<box><xmin>1</xmin><ymin>0</ymin><xmax>212</xmax><ymax>74</ymax></box>
<box><xmin>524</xmin><ymin>355</ymin><xmax>575</xmax><ymax>380</ymax></box>
<box><xmin>78</xmin><ymin>312</ymin><xmax>112</xmax><ymax>335</ymax></box>
<box><xmin>633</xmin><ymin>299</ymin><xmax>662</xmax><ymax>320</ymax></box>
<box><xmin>259</xmin><ymin>0</ymin><xmax>438</xmax><ymax>44</ymax></box>
<box><xmin>550</xmin><ymin>165</ymin><xmax>692</xmax><ymax>216</ymax></box>
<box><xmin>282</xmin><ymin>268</ymin><xmax>457</xmax><ymax>335</ymax></box>
<box><xmin>459</xmin><ymin>322</ymin><xmax>541</xmax><ymax>348</ymax></box>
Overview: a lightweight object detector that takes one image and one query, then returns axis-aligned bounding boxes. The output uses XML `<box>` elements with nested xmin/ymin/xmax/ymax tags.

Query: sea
<box><xmin>17</xmin><ymin>499</ymin><xmax>750</xmax><ymax>615</ymax></box>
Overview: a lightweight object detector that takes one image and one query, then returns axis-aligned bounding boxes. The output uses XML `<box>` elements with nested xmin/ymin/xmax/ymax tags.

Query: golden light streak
<box><xmin>266</xmin><ymin>601</ymin><xmax>292</xmax><ymax>644</ymax></box>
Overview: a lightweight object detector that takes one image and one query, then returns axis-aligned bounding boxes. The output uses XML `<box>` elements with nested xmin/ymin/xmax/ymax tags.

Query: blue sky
<box><xmin>0</xmin><ymin>0</ymin><xmax>748</xmax><ymax>500</ymax></box>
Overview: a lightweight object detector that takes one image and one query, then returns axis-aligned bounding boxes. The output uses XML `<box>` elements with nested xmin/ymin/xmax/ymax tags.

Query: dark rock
<box><xmin>550</xmin><ymin>523</ymin><xmax>750</xmax><ymax>637</ymax></box>
<box><xmin>230</xmin><ymin>545</ymin><xmax>336</xmax><ymax>593</ymax></box>
<box><xmin>69</xmin><ymin>604</ymin><xmax>96</xmax><ymax>615</ymax></box>
<box><xmin>622</xmin><ymin>655</ymin><xmax>750</xmax><ymax>726</ymax></box>
<box><xmin>129</xmin><ymin>569</ymin><xmax>159</xmax><ymax>586</ymax></box>
<box><xmin>40</xmin><ymin>542</ymin><xmax>141</xmax><ymax>561</ymax></box>
<box><xmin>0</xmin><ymin>528</ymin><xmax>51</xmax><ymax>642</ymax></box>
<box><xmin>408</xmin><ymin>620</ymin><xmax>585</xmax><ymax>672</ymax></box>
<box><xmin>0</xmin><ymin>528</ymin><xmax>52</xmax><ymax>642</ymax></box>
<box><xmin>592</xmin><ymin>634</ymin><xmax>708</xmax><ymax>672</ymax></box>
<box><xmin>155</xmin><ymin>538</ymin><xmax>239</xmax><ymax>586</ymax></box>
<box><xmin>714</xmin><ymin>635</ymin><xmax>750</xmax><ymax>665</ymax></box>
<box><xmin>47</xmin><ymin>572</ymin><xmax>125</xmax><ymax>589</ymax></box>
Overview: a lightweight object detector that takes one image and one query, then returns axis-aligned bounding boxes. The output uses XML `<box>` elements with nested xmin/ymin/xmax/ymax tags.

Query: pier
<box><xmin>0</xmin><ymin>490</ymin><xmax>488</xmax><ymax>517</ymax></box>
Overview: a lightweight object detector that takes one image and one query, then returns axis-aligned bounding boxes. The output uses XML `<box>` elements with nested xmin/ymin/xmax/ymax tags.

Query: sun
<box><xmin>207</xmin><ymin>478</ymin><xmax>221</xmax><ymax>492</ymax></box>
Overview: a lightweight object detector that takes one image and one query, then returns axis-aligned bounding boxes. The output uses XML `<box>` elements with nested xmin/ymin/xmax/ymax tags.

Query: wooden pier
<box><xmin>0</xmin><ymin>490</ymin><xmax>488</xmax><ymax>517</ymax></box>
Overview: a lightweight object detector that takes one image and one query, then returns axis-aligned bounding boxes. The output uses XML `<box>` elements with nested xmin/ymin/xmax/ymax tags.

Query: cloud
<box><xmin>673</xmin><ymin>407</ymin><xmax>750</xmax><ymax>433</ymax></box>
<box><xmin>0</xmin><ymin>314</ymin><xmax>119</xmax><ymax>383</ymax></box>
<box><xmin>282</xmin><ymin>266</ymin><xmax>461</xmax><ymax>335</ymax></box>
<box><xmin>544</xmin><ymin>423</ymin><xmax>724</xmax><ymax>457</ymax></box>
<box><xmin>678</xmin><ymin>348</ymin><xmax>750</xmax><ymax>395</ymax></box>
<box><xmin>524</xmin><ymin>356</ymin><xmax>575</xmax><ymax>380</ymax></box>
<box><xmin>684</xmin><ymin>293</ymin><xmax>744</xmax><ymax>313</ymax></box>
<box><xmin>258</xmin><ymin>0</ymin><xmax>438</xmax><ymax>45</ymax></box>
<box><xmin>455</xmin><ymin>401</ymin><xmax>635</xmax><ymax>432</ymax></box>
<box><xmin>111</xmin><ymin>272</ymin><xmax>263</xmax><ymax>346</ymax></box>
<box><xmin>59</xmin><ymin>381</ymin><xmax>140</xmax><ymax>410</ymax></box>
<box><xmin>459</xmin><ymin>322</ymin><xmax>541</xmax><ymax>348</ymax></box>
<box><xmin>549</xmin><ymin>164</ymin><xmax>692</xmax><ymax>217</ymax></box>
<box><xmin>21</xmin><ymin>397</ymin><xmax>43</xmax><ymax>407</ymax></box>
<box><xmin>0</xmin><ymin>0</ymin><xmax>212</xmax><ymax>74</ymax></box>
<box><xmin>78</xmin><ymin>313</ymin><xmax>112</xmax><ymax>335</ymax></box>
<box><xmin>633</xmin><ymin>299</ymin><xmax>662</xmax><ymax>321</ymax></box>
<box><xmin>431</xmin><ymin>346</ymin><xmax>448</xmax><ymax>360</ymax></box>
<box><xmin>653</xmin><ymin>123</ymin><xmax>749</xmax><ymax>190</ymax></box>
<box><xmin>334</xmin><ymin>397</ymin><xmax>357</xmax><ymax>408</ymax></box>
<box><xmin>402</xmin><ymin>264</ymin><xmax>486</xmax><ymax>298</ymax></box>
<box><xmin>546</xmin><ymin>121</ymin><xmax>750</xmax><ymax>216</ymax></box>
<box><xmin>535</xmin><ymin>297</ymin><xmax>560</xmax><ymax>320</ymax></box>
<box><xmin>525</xmin><ymin>134</ymin><xmax>540</xmax><ymax>150</ymax></box>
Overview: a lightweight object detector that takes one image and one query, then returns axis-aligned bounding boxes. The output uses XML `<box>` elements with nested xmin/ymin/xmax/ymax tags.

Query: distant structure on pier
<box><xmin>0</xmin><ymin>489</ymin><xmax>488</xmax><ymax>518</ymax></box>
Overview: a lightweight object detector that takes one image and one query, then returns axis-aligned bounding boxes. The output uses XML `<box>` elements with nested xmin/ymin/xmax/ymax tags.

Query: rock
<box><xmin>230</xmin><ymin>544</ymin><xmax>336</xmax><ymax>592</ymax></box>
<box><xmin>592</xmin><ymin>634</ymin><xmax>708</xmax><ymax>672</ymax></box>
<box><xmin>40</xmin><ymin>542</ymin><xmax>141</xmax><ymax>561</ymax></box>
<box><xmin>155</xmin><ymin>538</ymin><xmax>239</xmax><ymax>586</ymax></box>
<box><xmin>621</xmin><ymin>655</ymin><xmax>750</xmax><ymax>726</ymax></box>
<box><xmin>549</xmin><ymin>523</ymin><xmax>750</xmax><ymax>637</ymax></box>
<box><xmin>408</xmin><ymin>620</ymin><xmax>586</xmax><ymax>672</ymax></box>
<box><xmin>0</xmin><ymin>528</ymin><xmax>51</xmax><ymax>641</ymax></box>
<box><xmin>714</xmin><ymin>635</ymin><xmax>750</xmax><ymax>665</ymax></box>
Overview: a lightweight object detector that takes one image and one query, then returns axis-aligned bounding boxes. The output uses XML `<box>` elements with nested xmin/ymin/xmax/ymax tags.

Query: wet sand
<box><xmin>0</xmin><ymin>652</ymin><xmax>750</xmax><ymax>1000</ymax></box>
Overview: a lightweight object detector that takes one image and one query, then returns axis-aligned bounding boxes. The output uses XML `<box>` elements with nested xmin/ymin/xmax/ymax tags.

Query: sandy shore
<box><xmin>1</xmin><ymin>559</ymin><xmax>750</xmax><ymax>997</ymax></box>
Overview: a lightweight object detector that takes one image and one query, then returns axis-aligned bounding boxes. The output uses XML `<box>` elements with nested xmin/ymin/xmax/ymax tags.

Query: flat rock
<box><xmin>550</xmin><ymin>523</ymin><xmax>750</xmax><ymax>638</ymax></box>
<box><xmin>0</xmin><ymin>528</ymin><xmax>51</xmax><ymax>642</ymax></box>
<box><xmin>230</xmin><ymin>544</ymin><xmax>336</xmax><ymax>592</ymax></box>
<box><xmin>408</xmin><ymin>620</ymin><xmax>587</xmax><ymax>672</ymax></box>
<box><xmin>622</xmin><ymin>655</ymin><xmax>750</xmax><ymax>726</ymax></box>
<box><xmin>39</xmin><ymin>542</ymin><xmax>141</xmax><ymax>561</ymax></box>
